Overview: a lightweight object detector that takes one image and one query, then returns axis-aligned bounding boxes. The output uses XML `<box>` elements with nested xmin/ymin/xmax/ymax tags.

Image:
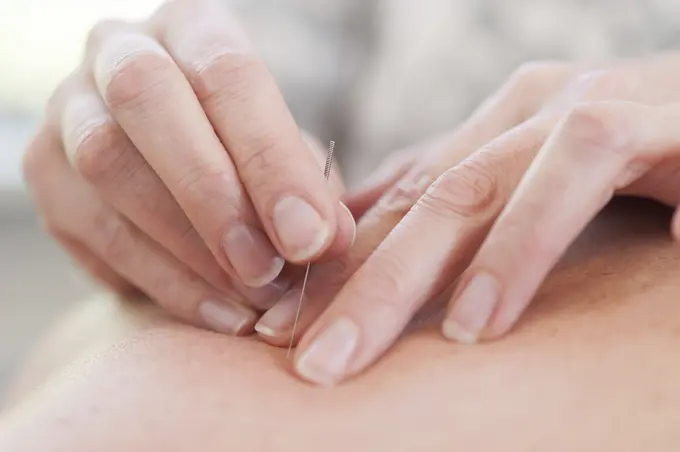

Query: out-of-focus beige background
<box><xmin>0</xmin><ymin>0</ymin><xmax>166</xmax><ymax>394</ymax></box>
<box><xmin>4</xmin><ymin>0</ymin><xmax>680</xmax><ymax>395</ymax></box>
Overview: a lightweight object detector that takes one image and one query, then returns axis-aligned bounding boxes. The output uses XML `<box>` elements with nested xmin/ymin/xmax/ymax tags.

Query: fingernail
<box><xmin>199</xmin><ymin>299</ymin><xmax>256</xmax><ymax>335</ymax></box>
<box><xmin>340</xmin><ymin>202</ymin><xmax>357</xmax><ymax>247</ymax></box>
<box><xmin>295</xmin><ymin>316</ymin><xmax>359</xmax><ymax>386</ymax></box>
<box><xmin>223</xmin><ymin>225</ymin><xmax>285</xmax><ymax>288</ymax></box>
<box><xmin>442</xmin><ymin>273</ymin><xmax>499</xmax><ymax>344</ymax></box>
<box><xmin>255</xmin><ymin>288</ymin><xmax>302</xmax><ymax>337</ymax></box>
<box><xmin>236</xmin><ymin>275</ymin><xmax>291</xmax><ymax>311</ymax></box>
<box><xmin>273</xmin><ymin>196</ymin><xmax>330</xmax><ymax>261</ymax></box>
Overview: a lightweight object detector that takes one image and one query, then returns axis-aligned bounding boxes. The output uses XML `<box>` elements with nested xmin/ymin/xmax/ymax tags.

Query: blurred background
<box><xmin>0</xmin><ymin>0</ymin><xmax>165</xmax><ymax>395</ymax></box>
<box><xmin>3</xmin><ymin>0</ymin><xmax>680</xmax><ymax>396</ymax></box>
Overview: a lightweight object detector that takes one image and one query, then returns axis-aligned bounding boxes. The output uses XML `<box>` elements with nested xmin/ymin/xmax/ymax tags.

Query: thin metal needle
<box><xmin>287</xmin><ymin>140</ymin><xmax>335</xmax><ymax>358</ymax></box>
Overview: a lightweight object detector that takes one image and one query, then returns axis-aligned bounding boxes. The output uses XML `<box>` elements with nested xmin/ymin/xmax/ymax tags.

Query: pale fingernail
<box><xmin>237</xmin><ymin>275</ymin><xmax>291</xmax><ymax>311</ymax></box>
<box><xmin>442</xmin><ymin>273</ymin><xmax>499</xmax><ymax>344</ymax></box>
<box><xmin>222</xmin><ymin>224</ymin><xmax>285</xmax><ymax>288</ymax></box>
<box><xmin>340</xmin><ymin>202</ymin><xmax>357</xmax><ymax>247</ymax></box>
<box><xmin>295</xmin><ymin>317</ymin><xmax>359</xmax><ymax>386</ymax></box>
<box><xmin>273</xmin><ymin>196</ymin><xmax>330</xmax><ymax>261</ymax></box>
<box><xmin>255</xmin><ymin>288</ymin><xmax>302</xmax><ymax>337</ymax></box>
<box><xmin>199</xmin><ymin>299</ymin><xmax>256</xmax><ymax>335</ymax></box>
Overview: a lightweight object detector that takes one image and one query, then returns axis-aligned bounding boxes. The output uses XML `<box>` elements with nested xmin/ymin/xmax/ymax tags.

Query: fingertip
<box><xmin>272</xmin><ymin>195</ymin><xmax>334</xmax><ymax>262</ymax></box>
<box><xmin>441</xmin><ymin>319</ymin><xmax>478</xmax><ymax>344</ymax></box>
<box><xmin>254</xmin><ymin>322</ymin><xmax>277</xmax><ymax>338</ymax></box>
<box><xmin>198</xmin><ymin>299</ymin><xmax>258</xmax><ymax>336</ymax></box>
<box><xmin>254</xmin><ymin>287</ymin><xmax>301</xmax><ymax>343</ymax></box>
<box><xmin>316</xmin><ymin>201</ymin><xmax>356</xmax><ymax>261</ymax></box>
<box><xmin>294</xmin><ymin>316</ymin><xmax>359</xmax><ymax>386</ymax></box>
<box><xmin>479</xmin><ymin>304</ymin><xmax>522</xmax><ymax>341</ymax></box>
<box><xmin>254</xmin><ymin>322</ymin><xmax>291</xmax><ymax>347</ymax></box>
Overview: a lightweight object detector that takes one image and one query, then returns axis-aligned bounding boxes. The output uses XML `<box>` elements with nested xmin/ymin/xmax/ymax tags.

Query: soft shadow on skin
<box><xmin>405</xmin><ymin>197</ymin><xmax>675</xmax><ymax>334</ymax></box>
<box><xmin>529</xmin><ymin>197</ymin><xmax>676</xmax><ymax>320</ymax></box>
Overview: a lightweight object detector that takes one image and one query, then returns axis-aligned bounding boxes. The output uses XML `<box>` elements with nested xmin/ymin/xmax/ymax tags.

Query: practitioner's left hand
<box><xmin>256</xmin><ymin>55</ymin><xmax>680</xmax><ymax>385</ymax></box>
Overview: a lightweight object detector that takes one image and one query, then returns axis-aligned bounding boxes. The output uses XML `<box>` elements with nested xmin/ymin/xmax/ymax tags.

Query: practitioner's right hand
<box><xmin>22</xmin><ymin>0</ymin><xmax>355</xmax><ymax>336</ymax></box>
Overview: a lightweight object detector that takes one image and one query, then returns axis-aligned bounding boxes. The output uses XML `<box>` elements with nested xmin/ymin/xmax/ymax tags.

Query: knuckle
<box><xmin>562</xmin><ymin>102</ymin><xmax>630</xmax><ymax>153</ymax></box>
<box><xmin>237</xmin><ymin>135</ymin><xmax>287</xmax><ymax>186</ymax></box>
<box><xmin>567</xmin><ymin>69</ymin><xmax>626</xmax><ymax>102</ymax></box>
<box><xmin>377</xmin><ymin>170</ymin><xmax>434</xmax><ymax>217</ymax></box>
<box><xmin>189</xmin><ymin>52</ymin><xmax>266</xmax><ymax>105</ymax></box>
<box><xmin>175</xmin><ymin>165</ymin><xmax>240</xmax><ymax>214</ymax></box>
<box><xmin>69</xmin><ymin>121</ymin><xmax>130</xmax><ymax>183</ymax></box>
<box><xmin>103</xmin><ymin>50</ymin><xmax>172</xmax><ymax>110</ymax></box>
<box><xmin>420</xmin><ymin>157</ymin><xmax>497</xmax><ymax>220</ymax></box>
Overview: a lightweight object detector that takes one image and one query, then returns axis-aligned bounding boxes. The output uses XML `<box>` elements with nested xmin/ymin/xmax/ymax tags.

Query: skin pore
<box><xmin>1</xmin><ymin>199</ymin><xmax>680</xmax><ymax>451</ymax></box>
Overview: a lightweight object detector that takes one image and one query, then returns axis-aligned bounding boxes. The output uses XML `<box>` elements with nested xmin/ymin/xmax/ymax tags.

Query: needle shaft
<box><xmin>287</xmin><ymin>141</ymin><xmax>335</xmax><ymax>357</ymax></box>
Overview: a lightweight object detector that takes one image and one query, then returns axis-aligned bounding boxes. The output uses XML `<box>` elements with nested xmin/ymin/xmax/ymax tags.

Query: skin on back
<box><xmin>1</xmin><ymin>198</ymin><xmax>680</xmax><ymax>452</ymax></box>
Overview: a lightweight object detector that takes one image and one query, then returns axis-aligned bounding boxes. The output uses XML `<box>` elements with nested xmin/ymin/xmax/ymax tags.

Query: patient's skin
<box><xmin>1</xmin><ymin>199</ymin><xmax>680</xmax><ymax>451</ymax></box>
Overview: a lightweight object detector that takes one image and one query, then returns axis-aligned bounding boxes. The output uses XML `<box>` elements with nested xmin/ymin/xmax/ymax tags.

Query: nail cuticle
<box><xmin>222</xmin><ymin>224</ymin><xmax>283</xmax><ymax>288</ymax></box>
<box><xmin>273</xmin><ymin>195</ymin><xmax>330</xmax><ymax>261</ymax></box>
<box><xmin>295</xmin><ymin>317</ymin><xmax>359</xmax><ymax>385</ymax></box>
<box><xmin>445</xmin><ymin>273</ymin><xmax>500</xmax><ymax>343</ymax></box>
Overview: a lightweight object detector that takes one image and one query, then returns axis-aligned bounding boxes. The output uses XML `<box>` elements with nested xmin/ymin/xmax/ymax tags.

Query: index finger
<box><xmin>153</xmin><ymin>0</ymin><xmax>351</xmax><ymax>263</ymax></box>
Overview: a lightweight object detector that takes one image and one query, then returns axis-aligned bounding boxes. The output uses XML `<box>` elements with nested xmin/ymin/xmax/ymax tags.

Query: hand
<box><xmin>22</xmin><ymin>0</ymin><xmax>355</xmax><ymax>336</ymax></box>
<box><xmin>255</xmin><ymin>55</ymin><xmax>680</xmax><ymax>385</ymax></box>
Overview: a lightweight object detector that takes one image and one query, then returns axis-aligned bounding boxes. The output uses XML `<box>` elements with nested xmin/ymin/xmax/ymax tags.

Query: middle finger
<box><xmin>90</xmin><ymin>26</ymin><xmax>287</xmax><ymax>290</ymax></box>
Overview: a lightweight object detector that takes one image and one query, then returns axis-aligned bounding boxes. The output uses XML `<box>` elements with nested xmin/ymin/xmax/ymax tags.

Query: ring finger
<box><xmin>25</xmin><ymin>126</ymin><xmax>258</xmax><ymax>334</ymax></box>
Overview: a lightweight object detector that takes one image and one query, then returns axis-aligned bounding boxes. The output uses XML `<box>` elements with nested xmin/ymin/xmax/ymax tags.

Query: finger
<box><xmin>446</xmin><ymin>101</ymin><xmax>680</xmax><ymax>341</ymax></box>
<box><xmin>254</xmin><ymin>62</ymin><xmax>571</xmax><ymax>347</ymax></box>
<box><xmin>153</xmin><ymin>0</ymin><xmax>351</xmax><ymax>262</ymax></box>
<box><xmin>24</xmin><ymin>126</ymin><xmax>258</xmax><ymax>335</ymax></box>
<box><xmin>52</xmin><ymin>230</ymin><xmax>138</xmax><ymax>296</ymax></box>
<box><xmin>87</xmin><ymin>25</ymin><xmax>285</xmax><ymax>290</ymax></box>
<box><xmin>285</xmin><ymin>120</ymin><xmax>546</xmax><ymax>383</ymax></box>
<box><xmin>343</xmin><ymin>150</ymin><xmax>420</xmax><ymax>219</ymax></box>
<box><xmin>57</xmin><ymin>72</ymin><xmax>286</xmax><ymax>310</ymax></box>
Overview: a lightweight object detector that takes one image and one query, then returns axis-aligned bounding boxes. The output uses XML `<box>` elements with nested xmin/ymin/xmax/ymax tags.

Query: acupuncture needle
<box><xmin>287</xmin><ymin>140</ymin><xmax>335</xmax><ymax>358</ymax></box>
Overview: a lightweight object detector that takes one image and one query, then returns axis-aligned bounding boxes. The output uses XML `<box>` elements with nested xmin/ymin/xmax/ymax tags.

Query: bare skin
<box><xmin>1</xmin><ymin>199</ymin><xmax>680</xmax><ymax>451</ymax></box>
